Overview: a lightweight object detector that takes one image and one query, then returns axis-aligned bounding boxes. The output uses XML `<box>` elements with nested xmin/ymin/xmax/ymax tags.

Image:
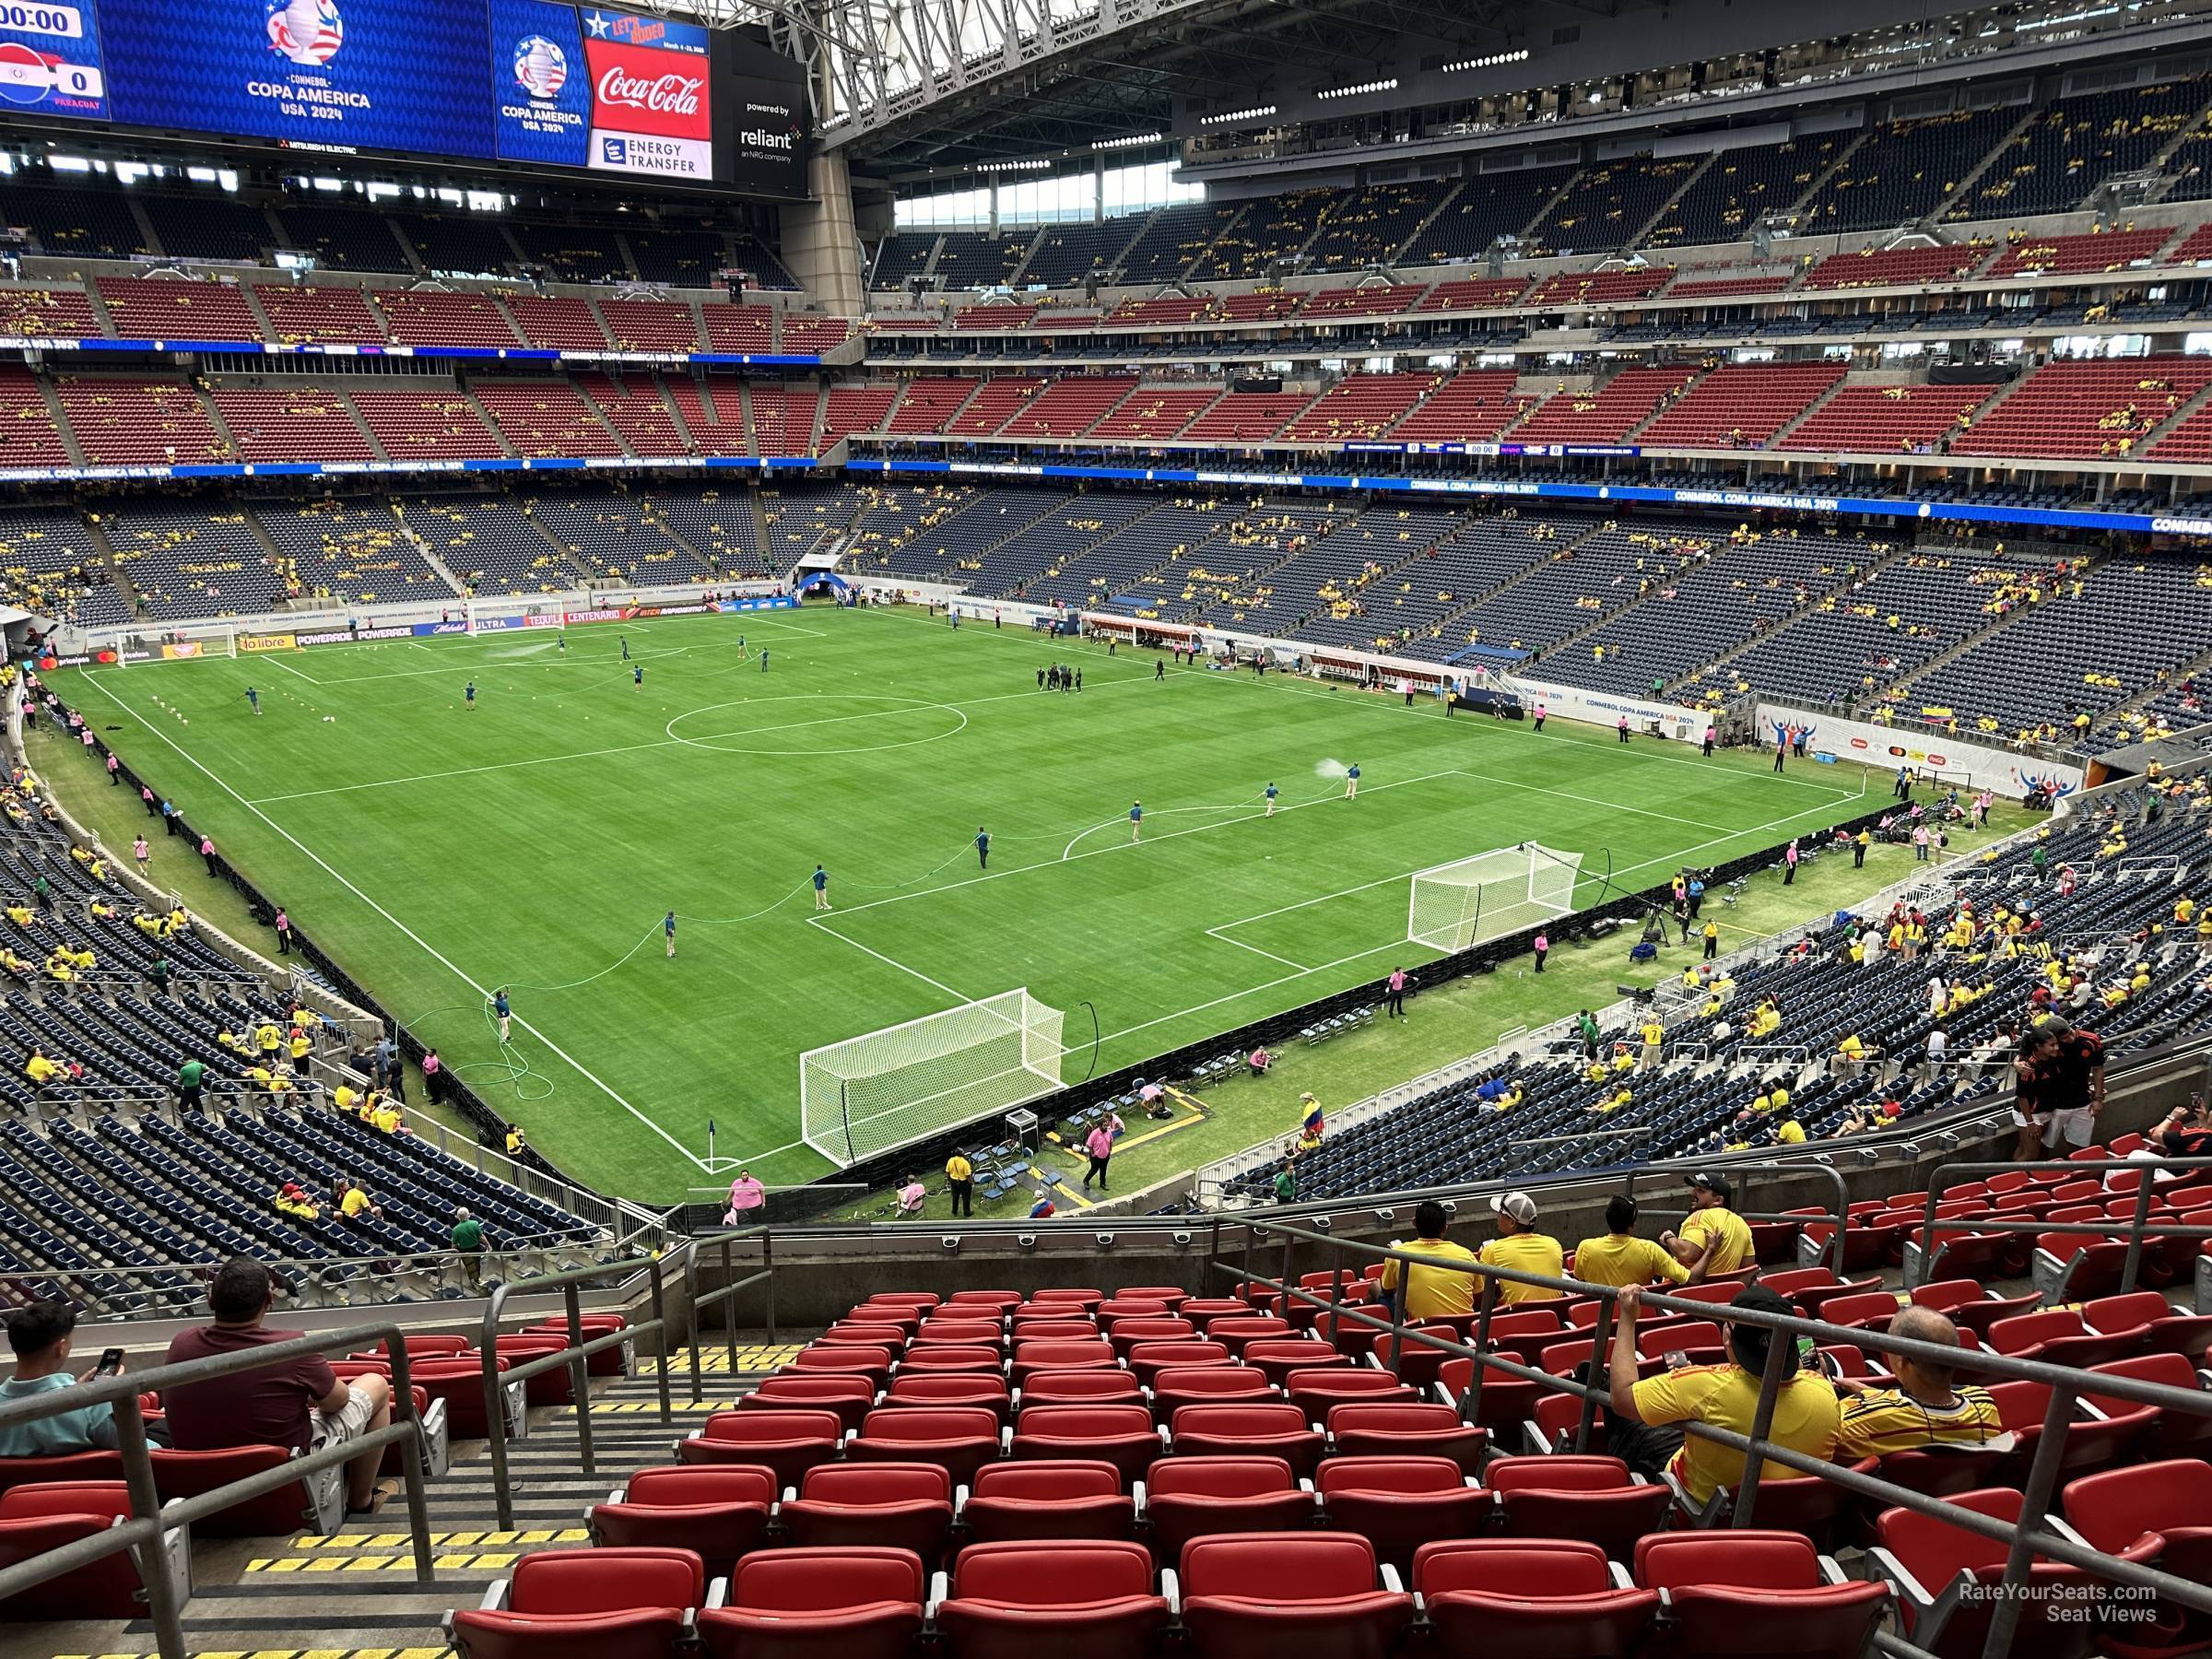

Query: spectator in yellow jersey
<box><xmin>1833</xmin><ymin>1307</ymin><xmax>2001</xmax><ymax>1458</ymax></box>
<box><xmin>1573</xmin><ymin>1196</ymin><xmax>1703</xmax><ymax>1287</ymax></box>
<box><xmin>1639</xmin><ymin>1018</ymin><xmax>1665</xmax><ymax>1071</ymax></box>
<box><xmin>1378</xmin><ymin>1200</ymin><xmax>1480</xmax><ymax>1321</ymax></box>
<box><xmin>1479</xmin><ymin>1190</ymin><xmax>1564</xmax><ymax>1301</ymax></box>
<box><xmin>1776</xmin><ymin>1119</ymin><xmax>1806</xmax><ymax>1145</ymax></box>
<box><xmin>1608</xmin><ymin>1283</ymin><xmax>1841</xmax><ymax>1505</ymax></box>
<box><xmin>1662</xmin><ymin>1171</ymin><xmax>1754</xmax><ymax>1275</ymax></box>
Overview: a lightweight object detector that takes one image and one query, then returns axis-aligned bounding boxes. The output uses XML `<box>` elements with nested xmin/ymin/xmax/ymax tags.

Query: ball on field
<box><xmin>322</xmin><ymin>715</ymin><xmax>335</xmax><ymax>724</ymax></box>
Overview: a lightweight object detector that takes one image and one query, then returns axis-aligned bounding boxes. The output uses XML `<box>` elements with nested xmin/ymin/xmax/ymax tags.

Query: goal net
<box><xmin>1408</xmin><ymin>842</ymin><xmax>1583</xmax><ymax>954</ymax></box>
<box><xmin>800</xmin><ymin>987</ymin><xmax>1067</xmax><ymax>1168</ymax></box>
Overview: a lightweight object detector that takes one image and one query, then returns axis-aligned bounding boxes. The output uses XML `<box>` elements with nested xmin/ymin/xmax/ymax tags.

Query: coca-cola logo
<box><xmin>596</xmin><ymin>66</ymin><xmax>701</xmax><ymax>114</ymax></box>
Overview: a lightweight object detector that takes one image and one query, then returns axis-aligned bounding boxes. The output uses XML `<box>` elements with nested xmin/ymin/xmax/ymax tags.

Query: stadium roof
<box><xmin>654</xmin><ymin>0</ymin><xmax>1668</xmax><ymax>171</ymax></box>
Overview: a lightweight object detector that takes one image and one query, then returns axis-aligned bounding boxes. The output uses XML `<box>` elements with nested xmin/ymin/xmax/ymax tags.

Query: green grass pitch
<box><xmin>47</xmin><ymin>605</ymin><xmax>1877</xmax><ymax>1203</ymax></box>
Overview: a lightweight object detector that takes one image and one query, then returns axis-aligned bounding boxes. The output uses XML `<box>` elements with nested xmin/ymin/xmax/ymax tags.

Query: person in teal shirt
<box><xmin>0</xmin><ymin>1302</ymin><xmax>117</xmax><ymax>1456</ymax></box>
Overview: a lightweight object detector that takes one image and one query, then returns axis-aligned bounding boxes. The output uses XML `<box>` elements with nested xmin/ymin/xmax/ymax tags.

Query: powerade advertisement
<box><xmin>0</xmin><ymin>0</ymin><xmax>804</xmax><ymax>189</ymax></box>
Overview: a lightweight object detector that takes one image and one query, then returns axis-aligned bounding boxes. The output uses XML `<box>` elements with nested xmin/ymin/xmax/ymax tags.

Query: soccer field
<box><xmin>48</xmin><ymin>605</ymin><xmax>1875</xmax><ymax>1202</ymax></box>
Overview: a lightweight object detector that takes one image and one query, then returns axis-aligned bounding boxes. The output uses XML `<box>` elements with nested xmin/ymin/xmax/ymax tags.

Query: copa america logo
<box><xmin>266</xmin><ymin>0</ymin><xmax>343</xmax><ymax>67</ymax></box>
<box><xmin>596</xmin><ymin>67</ymin><xmax>703</xmax><ymax>115</ymax></box>
<box><xmin>513</xmin><ymin>36</ymin><xmax>567</xmax><ymax>100</ymax></box>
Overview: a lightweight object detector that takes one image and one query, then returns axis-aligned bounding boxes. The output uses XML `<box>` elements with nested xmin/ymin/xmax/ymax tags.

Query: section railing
<box><xmin>477</xmin><ymin>1248</ymin><xmax>684</xmax><ymax>1530</ymax></box>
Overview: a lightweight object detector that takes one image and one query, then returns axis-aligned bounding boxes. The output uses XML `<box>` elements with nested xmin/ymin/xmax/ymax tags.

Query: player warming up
<box><xmin>1129</xmin><ymin>801</ymin><xmax>1143</xmax><ymax>842</ymax></box>
<box><xmin>976</xmin><ymin>827</ymin><xmax>990</xmax><ymax>869</ymax></box>
<box><xmin>633</xmin><ymin>665</ymin><xmax>644</xmax><ymax>690</ymax></box>
<box><xmin>760</xmin><ymin>649</ymin><xmax>771</xmax><ymax>674</ymax></box>
<box><xmin>665</xmin><ymin>911</ymin><xmax>677</xmax><ymax>959</ymax></box>
<box><xmin>813</xmin><ymin>864</ymin><xmax>830</xmax><ymax>911</ymax></box>
<box><xmin>1265</xmin><ymin>782</ymin><xmax>1279</xmax><ymax>818</ymax></box>
<box><xmin>1345</xmin><ymin>762</ymin><xmax>1360</xmax><ymax>801</ymax></box>
<box><xmin>465</xmin><ymin>681</ymin><xmax>477</xmax><ymax>711</ymax></box>
<box><xmin>243</xmin><ymin>687</ymin><xmax>261</xmax><ymax>717</ymax></box>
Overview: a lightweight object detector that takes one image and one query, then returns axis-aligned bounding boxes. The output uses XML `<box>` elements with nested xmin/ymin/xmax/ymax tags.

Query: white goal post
<box><xmin>800</xmin><ymin>987</ymin><xmax>1068</xmax><ymax>1168</ymax></box>
<box><xmin>1408</xmin><ymin>841</ymin><xmax>1583</xmax><ymax>954</ymax></box>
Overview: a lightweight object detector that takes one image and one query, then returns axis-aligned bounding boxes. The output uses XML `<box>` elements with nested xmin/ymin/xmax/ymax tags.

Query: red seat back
<box><xmin>952</xmin><ymin>1537</ymin><xmax>1155</xmax><ymax>1604</ymax></box>
<box><xmin>857</xmin><ymin>1407</ymin><xmax>997</xmax><ymax>1442</ymax></box>
<box><xmin>1633</xmin><ymin>1530</ymin><xmax>1819</xmax><ymax>1593</ymax></box>
<box><xmin>1147</xmin><ymin>1456</ymin><xmax>1295</xmax><ymax>1498</ymax></box>
<box><xmin>1021</xmin><ymin>1370</ymin><xmax>1147</xmax><ymax>1406</ymax></box>
<box><xmin>1014</xmin><ymin>1404</ymin><xmax>1154</xmax><ymax>1440</ymax></box>
<box><xmin>1171</xmin><ymin>1403</ymin><xmax>1310</xmax><ymax>1440</ymax></box>
<box><xmin>1414</xmin><ymin>1536</ymin><xmax>1613</xmax><ymax>1596</ymax></box>
<box><xmin>625</xmin><ymin>1465</ymin><xmax>777</xmax><ymax>1506</ymax></box>
<box><xmin>706</xmin><ymin>1408</ymin><xmax>841</xmax><ymax>1444</ymax></box>
<box><xmin>1318</xmin><ymin>1455</ymin><xmax>1466</xmax><ymax>1497</ymax></box>
<box><xmin>2064</xmin><ymin>1458</ymin><xmax>2212</xmax><ymax>1551</ymax></box>
<box><xmin>729</xmin><ymin>1545</ymin><xmax>925</xmax><ymax>1611</ymax></box>
<box><xmin>511</xmin><ymin>1545</ymin><xmax>705</xmax><ymax>1613</ymax></box>
<box><xmin>1182</xmin><ymin>1531</ymin><xmax>1379</xmax><ymax>1600</ymax></box>
<box><xmin>969</xmin><ymin>1459</ymin><xmax>1122</xmax><ymax>1501</ymax></box>
<box><xmin>1486</xmin><ymin>1454</ymin><xmax>1631</xmax><ymax>1493</ymax></box>
<box><xmin>800</xmin><ymin>1462</ymin><xmax>952</xmax><ymax>1504</ymax></box>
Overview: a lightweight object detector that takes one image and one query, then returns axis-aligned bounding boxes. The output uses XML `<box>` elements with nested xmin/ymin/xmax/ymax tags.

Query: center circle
<box><xmin>665</xmin><ymin>694</ymin><xmax>970</xmax><ymax>757</ymax></box>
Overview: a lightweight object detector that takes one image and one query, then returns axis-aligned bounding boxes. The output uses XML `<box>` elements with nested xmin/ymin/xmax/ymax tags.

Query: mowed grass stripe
<box><xmin>53</xmin><ymin>606</ymin><xmax>1865</xmax><ymax>1200</ymax></box>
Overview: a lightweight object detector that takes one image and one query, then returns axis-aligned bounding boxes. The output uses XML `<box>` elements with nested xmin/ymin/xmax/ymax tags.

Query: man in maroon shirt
<box><xmin>161</xmin><ymin>1259</ymin><xmax>393</xmax><ymax>1513</ymax></box>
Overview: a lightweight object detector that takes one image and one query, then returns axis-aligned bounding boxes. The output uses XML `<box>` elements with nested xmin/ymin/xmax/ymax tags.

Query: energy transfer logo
<box><xmin>513</xmin><ymin>35</ymin><xmax>568</xmax><ymax>99</ymax></box>
<box><xmin>265</xmin><ymin>0</ymin><xmax>344</xmax><ymax>67</ymax></box>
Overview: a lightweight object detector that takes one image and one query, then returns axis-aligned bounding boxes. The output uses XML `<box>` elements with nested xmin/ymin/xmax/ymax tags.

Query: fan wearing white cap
<box><xmin>1480</xmin><ymin>1190</ymin><xmax>1564</xmax><ymax>1302</ymax></box>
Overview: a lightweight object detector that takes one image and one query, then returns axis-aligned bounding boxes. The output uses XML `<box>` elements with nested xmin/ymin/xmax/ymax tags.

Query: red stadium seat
<box><xmin>934</xmin><ymin>1539</ymin><xmax>1170</xmax><ymax>1659</ymax></box>
<box><xmin>588</xmin><ymin>1465</ymin><xmax>774</xmax><ymax>1574</ymax></box>
<box><xmin>1288</xmin><ymin>1367</ymin><xmax>1417</xmax><ymax>1420</ymax></box>
<box><xmin>947</xmin><ymin>1289</ymin><xmax>1021</xmax><ymax>1312</ymax></box>
<box><xmin>1632</xmin><ymin>1531</ymin><xmax>1888</xmax><ymax>1659</ymax></box>
<box><xmin>1010</xmin><ymin>1404</ymin><xmax>1162</xmax><ymax>1487</ymax></box>
<box><xmin>1315</xmin><ymin>1455</ymin><xmax>1491</xmax><ymax>1572</ymax></box>
<box><xmin>1124</xmin><ymin>1341</ymin><xmax>1232</xmax><ymax>1390</ymax></box>
<box><xmin>2082</xmin><ymin>1293</ymin><xmax>2212</xmax><ymax>1362</ymax></box>
<box><xmin>2082</xmin><ymin>1353</ymin><xmax>2212</xmax><ymax>1462</ymax></box>
<box><xmin>879</xmin><ymin>1372</ymin><xmax>1012</xmax><ymax>1421</ymax></box>
<box><xmin>1205</xmin><ymin>1317</ymin><xmax>1295</xmax><ymax>1358</ymax></box>
<box><xmin>1008</xmin><ymin>1340</ymin><xmax>1117</xmax><ymax>1389</ymax></box>
<box><xmin>697</xmin><ymin>1547</ymin><xmax>924</xmax><ymax>1659</ymax></box>
<box><xmin>1170</xmin><ymin>1402</ymin><xmax>1324</xmax><ymax>1480</ymax></box>
<box><xmin>1487</xmin><ymin>1454</ymin><xmax>1670</xmax><ymax>1559</ymax></box>
<box><xmin>1119</xmin><ymin>1287</ymin><xmax>1191</xmax><ymax>1311</ymax></box>
<box><xmin>1436</xmin><ymin>1356</ymin><xmax>1545</xmax><ymax>1432</ymax></box>
<box><xmin>452</xmin><ymin>1546</ymin><xmax>703</xmax><ymax>1659</ymax></box>
<box><xmin>1149</xmin><ymin>1365</ymin><xmax>1277</xmax><ymax>1420</ymax></box>
<box><xmin>1179</xmin><ymin>1532</ymin><xmax>1413</xmax><ymax>1659</ymax></box>
<box><xmin>1179</xmin><ymin>1298</ymin><xmax>1263</xmax><ymax>1332</ymax></box>
<box><xmin>959</xmin><ymin>1459</ymin><xmax>1135</xmax><ymax>1544</ymax></box>
<box><xmin>1239</xmin><ymin>1340</ymin><xmax>1347</xmax><ymax>1390</ymax></box>
<box><xmin>1030</xmin><ymin>1288</ymin><xmax>1103</xmax><ymax>1311</ymax></box>
<box><xmin>1416</xmin><ymin>1537</ymin><xmax>1661</xmax><ymax>1659</ymax></box>
<box><xmin>2064</xmin><ymin>1459</ymin><xmax>2212</xmax><ymax>1642</ymax></box>
<box><xmin>1987</xmin><ymin>1309</ymin><xmax>2142</xmax><ymax>1371</ymax></box>
<box><xmin>1143</xmin><ymin>1455</ymin><xmax>1317</xmax><ymax>1562</ymax></box>
<box><xmin>1006</xmin><ymin>1320</ymin><xmax>1099</xmax><ymax>1345</ymax></box>
<box><xmin>1870</xmin><ymin>1487</ymin><xmax>2161</xmax><ymax>1659</ymax></box>
<box><xmin>848</xmin><ymin>1407</ymin><xmax>999</xmax><ymax>1485</ymax></box>
<box><xmin>0</xmin><ymin>1481</ymin><xmax>171</xmax><ymax>1618</ymax></box>
<box><xmin>149</xmin><ymin>1445</ymin><xmax>333</xmax><ymax>1536</ymax></box>
<box><xmin>892</xmin><ymin>1347</ymin><xmax>1002</xmax><ymax>1379</ymax></box>
<box><xmin>1021</xmin><ymin>1369</ymin><xmax>1148</xmax><ymax>1409</ymax></box>
<box><xmin>1325</xmin><ymin>1401</ymin><xmax>1488</xmax><ymax>1474</ymax></box>
<box><xmin>780</xmin><ymin>1461</ymin><xmax>953</xmax><ymax>1567</ymax></box>
<box><xmin>908</xmin><ymin>1323</ymin><xmax>1003</xmax><ymax>1351</ymax></box>
<box><xmin>1106</xmin><ymin>1317</ymin><xmax>1196</xmax><ymax>1359</ymax></box>
<box><xmin>750</xmin><ymin>1374</ymin><xmax>876</xmax><ymax>1433</ymax></box>
<box><xmin>676</xmin><ymin>1409</ymin><xmax>841</xmax><ymax>1487</ymax></box>
<box><xmin>0</xmin><ymin>1451</ymin><xmax>125</xmax><ymax>1500</ymax></box>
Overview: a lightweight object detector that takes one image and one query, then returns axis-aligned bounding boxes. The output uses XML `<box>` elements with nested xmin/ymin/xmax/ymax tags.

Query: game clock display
<box><xmin>0</xmin><ymin>0</ymin><xmax>720</xmax><ymax>181</ymax></box>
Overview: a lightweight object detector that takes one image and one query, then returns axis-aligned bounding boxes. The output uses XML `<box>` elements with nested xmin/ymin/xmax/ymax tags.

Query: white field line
<box><xmin>264</xmin><ymin>655</ymin><xmax>321</xmax><ymax>687</ymax></box>
<box><xmin>76</xmin><ymin>672</ymin><xmax>711</xmax><ymax>1171</ymax></box>
<box><xmin>856</xmin><ymin>600</ymin><xmax>1863</xmax><ymax>801</ymax></box>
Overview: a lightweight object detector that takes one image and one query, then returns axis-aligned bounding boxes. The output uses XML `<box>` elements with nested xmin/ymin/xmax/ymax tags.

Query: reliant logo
<box><xmin>596</xmin><ymin>67</ymin><xmax>702</xmax><ymax>114</ymax></box>
<box><xmin>743</xmin><ymin>128</ymin><xmax>794</xmax><ymax>149</ymax></box>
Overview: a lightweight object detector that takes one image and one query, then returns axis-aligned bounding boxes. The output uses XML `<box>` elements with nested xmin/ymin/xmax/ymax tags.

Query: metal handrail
<box><xmin>681</xmin><ymin>1228</ymin><xmax>775</xmax><ymax>1405</ymax></box>
<box><xmin>1913</xmin><ymin>1154</ymin><xmax>2212</xmax><ymax>1293</ymax></box>
<box><xmin>1223</xmin><ymin>1216</ymin><xmax>2212</xmax><ymax>1659</ymax></box>
<box><xmin>0</xmin><ymin>1322</ymin><xmax>434</xmax><ymax>1659</ymax></box>
<box><xmin>476</xmin><ymin>1248</ymin><xmax>680</xmax><ymax>1530</ymax></box>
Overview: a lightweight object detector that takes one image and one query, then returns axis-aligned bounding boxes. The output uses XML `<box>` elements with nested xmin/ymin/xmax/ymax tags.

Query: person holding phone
<box><xmin>1605</xmin><ymin>1282</ymin><xmax>1840</xmax><ymax>1507</ymax></box>
<box><xmin>0</xmin><ymin>1301</ymin><xmax>119</xmax><ymax>1455</ymax></box>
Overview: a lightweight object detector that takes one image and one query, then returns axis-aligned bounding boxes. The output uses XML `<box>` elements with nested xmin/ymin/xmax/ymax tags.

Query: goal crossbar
<box><xmin>800</xmin><ymin>986</ymin><xmax>1066</xmax><ymax>1169</ymax></box>
<box><xmin>1407</xmin><ymin>841</ymin><xmax>1582</xmax><ymax>955</ymax></box>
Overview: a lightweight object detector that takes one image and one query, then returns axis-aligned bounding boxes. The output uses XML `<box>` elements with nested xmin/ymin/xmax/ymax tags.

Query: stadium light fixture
<box><xmin>1317</xmin><ymin>77</ymin><xmax>1400</xmax><ymax>100</ymax></box>
<box><xmin>1441</xmin><ymin>48</ymin><xmax>1530</xmax><ymax>73</ymax></box>
<box><xmin>1200</xmin><ymin>104</ymin><xmax>1278</xmax><ymax>127</ymax></box>
<box><xmin>1094</xmin><ymin>133</ymin><xmax>1164</xmax><ymax>150</ymax></box>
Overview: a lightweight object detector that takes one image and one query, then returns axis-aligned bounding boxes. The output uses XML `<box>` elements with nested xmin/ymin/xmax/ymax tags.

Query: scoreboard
<box><xmin>0</xmin><ymin>0</ymin><xmax>807</xmax><ymax>195</ymax></box>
